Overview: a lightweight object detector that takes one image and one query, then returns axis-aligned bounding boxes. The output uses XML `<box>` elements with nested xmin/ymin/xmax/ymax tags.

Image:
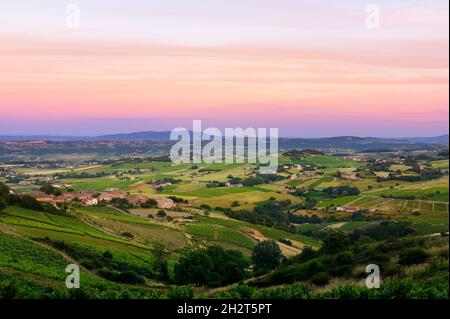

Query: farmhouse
<box><xmin>154</xmin><ymin>197</ymin><xmax>175</xmax><ymax>209</ymax></box>
<box><xmin>79</xmin><ymin>196</ymin><xmax>98</xmax><ymax>206</ymax></box>
<box><xmin>34</xmin><ymin>192</ymin><xmax>55</xmax><ymax>204</ymax></box>
<box><xmin>336</xmin><ymin>206</ymin><xmax>359</xmax><ymax>213</ymax></box>
<box><xmin>126</xmin><ymin>194</ymin><xmax>149</xmax><ymax>206</ymax></box>
<box><xmin>343</xmin><ymin>173</ymin><xmax>360</xmax><ymax>181</ymax></box>
<box><xmin>98</xmin><ymin>191</ymin><xmax>125</xmax><ymax>202</ymax></box>
<box><xmin>51</xmin><ymin>183</ymin><xmax>72</xmax><ymax>189</ymax></box>
<box><xmin>225</xmin><ymin>182</ymin><xmax>243</xmax><ymax>188</ymax></box>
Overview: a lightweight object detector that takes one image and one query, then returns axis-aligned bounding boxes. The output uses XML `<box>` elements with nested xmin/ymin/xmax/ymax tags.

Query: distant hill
<box><xmin>398</xmin><ymin>135</ymin><xmax>449</xmax><ymax>144</ymax></box>
<box><xmin>0</xmin><ymin>132</ymin><xmax>448</xmax><ymax>151</ymax></box>
<box><xmin>95</xmin><ymin>131</ymin><xmax>172</xmax><ymax>141</ymax></box>
<box><xmin>0</xmin><ymin>131</ymin><xmax>173</xmax><ymax>142</ymax></box>
<box><xmin>0</xmin><ymin>135</ymin><xmax>88</xmax><ymax>142</ymax></box>
<box><xmin>278</xmin><ymin>135</ymin><xmax>448</xmax><ymax>151</ymax></box>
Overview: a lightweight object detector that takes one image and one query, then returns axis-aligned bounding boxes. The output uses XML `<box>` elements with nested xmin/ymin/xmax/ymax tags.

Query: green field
<box><xmin>292</xmin><ymin>155</ymin><xmax>361</xmax><ymax>168</ymax></box>
<box><xmin>367</xmin><ymin>187</ymin><xmax>449</xmax><ymax>202</ymax></box>
<box><xmin>316</xmin><ymin>195</ymin><xmax>360</xmax><ymax>209</ymax></box>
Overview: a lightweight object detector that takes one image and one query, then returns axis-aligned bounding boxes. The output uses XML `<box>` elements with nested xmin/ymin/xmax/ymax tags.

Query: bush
<box><xmin>252</xmin><ymin>240</ymin><xmax>283</xmax><ymax>273</ymax></box>
<box><xmin>142</xmin><ymin>198</ymin><xmax>158</xmax><ymax>208</ymax></box>
<box><xmin>168</xmin><ymin>285</ymin><xmax>195</xmax><ymax>299</ymax></box>
<box><xmin>399</xmin><ymin>248</ymin><xmax>429</xmax><ymax>266</ymax></box>
<box><xmin>0</xmin><ymin>196</ymin><xmax>7</xmax><ymax>211</ymax></box>
<box><xmin>311</xmin><ymin>272</ymin><xmax>330</xmax><ymax>286</ymax></box>
<box><xmin>121</xmin><ymin>231</ymin><xmax>134</xmax><ymax>239</ymax></box>
<box><xmin>156</xmin><ymin>210</ymin><xmax>167</xmax><ymax>218</ymax></box>
<box><xmin>0</xmin><ymin>182</ymin><xmax>9</xmax><ymax>197</ymax></box>
<box><xmin>231</xmin><ymin>201</ymin><xmax>240</xmax><ymax>207</ymax></box>
<box><xmin>292</xmin><ymin>247</ymin><xmax>317</xmax><ymax>263</ymax></box>
<box><xmin>320</xmin><ymin>230</ymin><xmax>350</xmax><ymax>254</ymax></box>
<box><xmin>174</xmin><ymin>246</ymin><xmax>248</xmax><ymax>288</ymax></box>
<box><xmin>97</xmin><ymin>269</ymin><xmax>145</xmax><ymax>284</ymax></box>
<box><xmin>102</xmin><ymin>250</ymin><xmax>113</xmax><ymax>259</ymax></box>
<box><xmin>279</xmin><ymin>239</ymin><xmax>292</xmax><ymax>246</ymax></box>
<box><xmin>0</xmin><ymin>280</ymin><xmax>18</xmax><ymax>299</ymax></box>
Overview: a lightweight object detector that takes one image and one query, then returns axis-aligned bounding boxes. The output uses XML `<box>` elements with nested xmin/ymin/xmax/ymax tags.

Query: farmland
<box><xmin>0</xmin><ymin>144</ymin><xmax>448</xmax><ymax>299</ymax></box>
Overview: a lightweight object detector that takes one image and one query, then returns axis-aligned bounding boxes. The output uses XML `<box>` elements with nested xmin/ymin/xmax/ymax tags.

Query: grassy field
<box><xmin>405</xmin><ymin>211</ymin><xmax>449</xmax><ymax>235</ymax></box>
<box><xmin>191</xmin><ymin>191</ymin><xmax>300</xmax><ymax>209</ymax></box>
<box><xmin>1</xmin><ymin>151</ymin><xmax>448</xmax><ymax>298</ymax></box>
<box><xmin>291</xmin><ymin>155</ymin><xmax>361</xmax><ymax>168</ymax></box>
<box><xmin>431</xmin><ymin>160</ymin><xmax>449</xmax><ymax>169</ymax></box>
<box><xmin>367</xmin><ymin>187</ymin><xmax>449</xmax><ymax>202</ymax></box>
<box><xmin>186</xmin><ymin>223</ymin><xmax>255</xmax><ymax>252</ymax></box>
<box><xmin>316</xmin><ymin>195</ymin><xmax>360</xmax><ymax>209</ymax></box>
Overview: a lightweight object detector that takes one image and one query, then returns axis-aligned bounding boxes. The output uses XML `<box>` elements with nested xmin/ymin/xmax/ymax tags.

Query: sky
<box><xmin>0</xmin><ymin>0</ymin><xmax>448</xmax><ymax>137</ymax></box>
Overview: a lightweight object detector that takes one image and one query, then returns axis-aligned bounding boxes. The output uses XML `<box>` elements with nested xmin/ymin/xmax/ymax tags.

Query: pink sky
<box><xmin>0</xmin><ymin>0</ymin><xmax>448</xmax><ymax>137</ymax></box>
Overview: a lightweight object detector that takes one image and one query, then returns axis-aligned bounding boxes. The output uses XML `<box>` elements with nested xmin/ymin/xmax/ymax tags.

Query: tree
<box><xmin>399</xmin><ymin>248</ymin><xmax>429</xmax><ymax>266</ymax></box>
<box><xmin>174</xmin><ymin>246</ymin><xmax>248</xmax><ymax>287</ymax></box>
<box><xmin>142</xmin><ymin>198</ymin><xmax>158</xmax><ymax>208</ymax></box>
<box><xmin>152</xmin><ymin>243</ymin><xmax>170</xmax><ymax>281</ymax></box>
<box><xmin>0</xmin><ymin>196</ymin><xmax>7</xmax><ymax>211</ymax></box>
<box><xmin>320</xmin><ymin>230</ymin><xmax>350</xmax><ymax>254</ymax></box>
<box><xmin>252</xmin><ymin>240</ymin><xmax>282</xmax><ymax>273</ymax></box>
<box><xmin>0</xmin><ymin>182</ymin><xmax>9</xmax><ymax>198</ymax></box>
<box><xmin>156</xmin><ymin>210</ymin><xmax>167</xmax><ymax>218</ymax></box>
<box><xmin>39</xmin><ymin>184</ymin><xmax>62</xmax><ymax>196</ymax></box>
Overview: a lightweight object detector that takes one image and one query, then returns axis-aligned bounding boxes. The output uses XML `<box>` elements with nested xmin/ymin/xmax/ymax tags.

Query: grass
<box><xmin>339</xmin><ymin>221</ymin><xmax>371</xmax><ymax>232</ymax></box>
<box><xmin>186</xmin><ymin>223</ymin><xmax>255</xmax><ymax>251</ymax></box>
<box><xmin>296</xmin><ymin>223</ymin><xmax>324</xmax><ymax>232</ymax></box>
<box><xmin>192</xmin><ymin>191</ymin><xmax>299</xmax><ymax>210</ymax></box>
<box><xmin>286</xmin><ymin>179</ymin><xmax>306</xmax><ymax>187</ymax></box>
<box><xmin>0</xmin><ymin>232</ymin><xmax>70</xmax><ymax>280</ymax></box>
<box><xmin>430</xmin><ymin>160</ymin><xmax>449</xmax><ymax>169</ymax></box>
<box><xmin>316</xmin><ymin>195</ymin><xmax>360</xmax><ymax>209</ymax></box>
<box><xmin>170</xmin><ymin>186</ymin><xmax>273</xmax><ymax>198</ymax></box>
<box><xmin>0</xmin><ymin>207</ymin><xmax>152</xmax><ymax>249</ymax></box>
<box><xmin>194</xmin><ymin>217</ymin><xmax>321</xmax><ymax>248</ymax></box>
<box><xmin>308</xmin><ymin>177</ymin><xmax>334</xmax><ymax>189</ymax></box>
<box><xmin>291</xmin><ymin>155</ymin><xmax>361</xmax><ymax>168</ymax></box>
<box><xmin>367</xmin><ymin>187</ymin><xmax>449</xmax><ymax>202</ymax></box>
<box><xmin>60</xmin><ymin>177</ymin><xmax>137</xmax><ymax>192</ymax></box>
<box><xmin>406</xmin><ymin>212</ymin><xmax>449</xmax><ymax>235</ymax></box>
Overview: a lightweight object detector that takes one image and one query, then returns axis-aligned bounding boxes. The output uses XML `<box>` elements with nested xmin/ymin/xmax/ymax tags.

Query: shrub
<box><xmin>102</xmin><ymin>250</ymin><xmax>113</xmax><ymax>259</ymax></box>
<box><xmin>156</xmin><ymin>210</ymin><xmax>167</xmax><ymax>218</ymax></box>
<box><xmin>0</xmin><ymin>182</ymin><xmax>9</xmax><ymax>197</ymax></box>
<box><xmin>168</xmin><ymin>285</ymin><xmax>195</xmax><ymax>299</ymax></box>
<box><xmin>0</xmin><ymin>197</ymin><xmax>7</xmax><ymax>211</ymax></box>
<box><xmin>121</xmin><ymin>231</ymin><xmax>134</xmax><ymax>239</ymax></box>
<box><xmin>142</xmin><ymin>198</ymin><xmax>158</xmax><ymax>208</ymax></box>
<box><xmin>399</xmin><ymin>248</ymin><xmax>429</xmax><ymax>266</ymax></box>
<box><xmin>311</xmin><ymin>272</ymin><xmax>330</xmax><ymax>286</ymax></box>
<box><xmin>320</xmin><ymin>230</ymin><xmax>350</xmax><ymax>254</ymax></box>
<box><xmin>252</xmin><ymin>240</ymin><xmax>283</xmax><ymax>273</ymax></box>
<box><xmin>231</xmin><ymin>201</ymin><xmax>240</xmax><ymax>207</ymax></box>
<box><xmin>174</xmin><ymin>246</ymin><xmax>248</xmax><ymax>288</ymax></box>
<box><xmin>279</xmin><ymin>239</ymin><xmax>292</xmax><ymax>246</ymax></box>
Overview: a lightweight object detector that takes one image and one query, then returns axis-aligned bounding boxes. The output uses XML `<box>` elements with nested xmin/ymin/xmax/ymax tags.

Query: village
<box><xmin>32</xmin><ymin>187</ymin><xmax>176</xmax><ymax>209</ymax></box>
